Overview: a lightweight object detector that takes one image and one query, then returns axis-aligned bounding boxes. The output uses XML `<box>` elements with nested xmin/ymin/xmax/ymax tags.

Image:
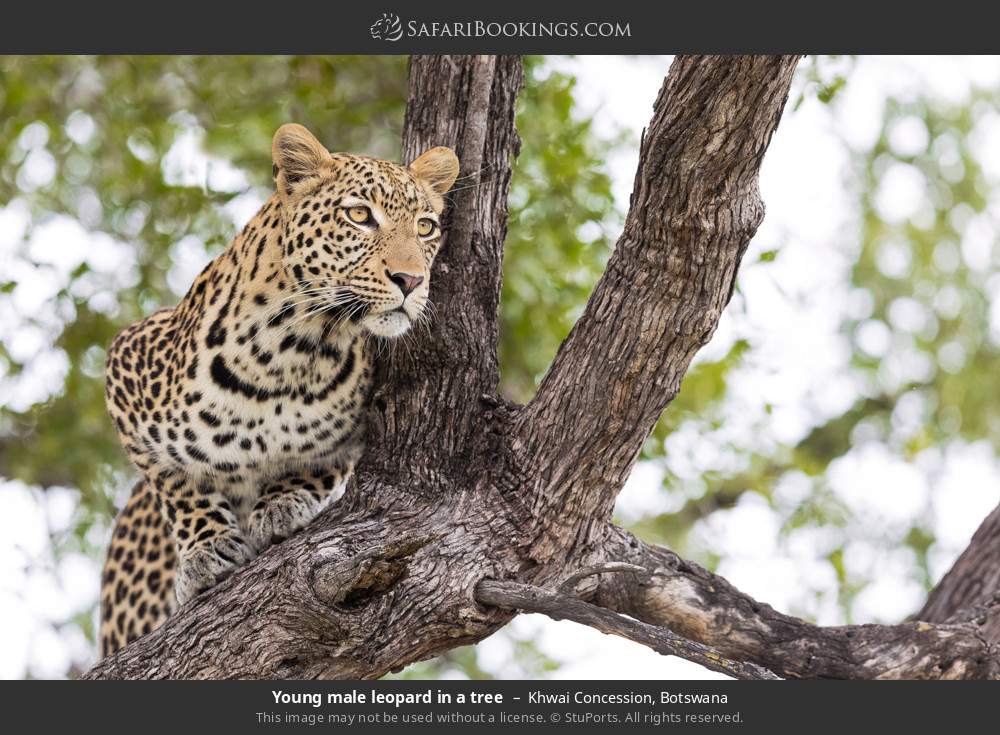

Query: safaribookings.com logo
<box><xmin>369</xmin><ymin>14</ymin><xmax>631</xmax><ymax>41</ymax></box>
<box><xmin>370</xmin><ymin>13</ymin><xmax>404</xmax><ymax>41</ymax></box>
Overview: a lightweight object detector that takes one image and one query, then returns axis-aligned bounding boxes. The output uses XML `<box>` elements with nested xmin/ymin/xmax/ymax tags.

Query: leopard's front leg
<box><xmin>156</xmin><ymin>471</ymin><xmax>258</xmax><ymax>605</ymax></box>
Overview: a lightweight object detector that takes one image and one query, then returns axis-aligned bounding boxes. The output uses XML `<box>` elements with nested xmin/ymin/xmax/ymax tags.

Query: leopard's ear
<box><xmin>272</xmin><ymin>124</ymin><xmax>331</xmax><ymax>202</ymax></box>
<box><xmin>410</xmin><ymin>146</ymin><xmax>459</xmax><ymax>210</ymax></box>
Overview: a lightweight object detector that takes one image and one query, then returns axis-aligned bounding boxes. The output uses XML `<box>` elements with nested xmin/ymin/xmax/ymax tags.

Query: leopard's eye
<box><xmin>417</xmin><ymin>218</ymin><xmax>438</xmax><ymax>238</ymax></box>
<box><xmin>344</xmin><ymin>206</ymin><xmax>374</xmax><ymax>226</ymax></box>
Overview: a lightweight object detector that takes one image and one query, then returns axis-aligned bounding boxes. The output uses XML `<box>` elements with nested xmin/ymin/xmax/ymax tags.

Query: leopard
<box><xmin>98</xmin><ymin>123</ymin><xmax>459</xmax><ymax>657</ymax></box>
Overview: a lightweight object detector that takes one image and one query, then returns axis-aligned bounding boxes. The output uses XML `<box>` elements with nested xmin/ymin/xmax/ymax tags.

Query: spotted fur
<box><xmin>99</xmin><ymin>124</ymin><xmax>459</xmax><ymax>657</ymax></box>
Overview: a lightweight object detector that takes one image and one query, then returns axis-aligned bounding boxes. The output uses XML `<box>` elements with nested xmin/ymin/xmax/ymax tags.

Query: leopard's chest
<box><xmin>160</xmin><ymin>333</ymin><xmax>370</xmax><ymax>491</ymax></box>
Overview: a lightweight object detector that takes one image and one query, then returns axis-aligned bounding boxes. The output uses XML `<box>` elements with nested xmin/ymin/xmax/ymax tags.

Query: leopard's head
<box><xmin>271</xmin><ymin>123</ymin><xmax>459</xmax><ymax>338</ymax></box>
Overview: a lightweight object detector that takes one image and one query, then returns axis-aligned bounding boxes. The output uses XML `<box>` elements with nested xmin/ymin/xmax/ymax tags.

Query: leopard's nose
<box><xmin>387</xmin><ymin>270</ymin><xmax>424</xmax><ymax>298</ymax></box>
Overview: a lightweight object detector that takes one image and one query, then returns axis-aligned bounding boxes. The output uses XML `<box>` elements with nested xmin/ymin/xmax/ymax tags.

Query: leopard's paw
<box><xmin>174</xmin><ymin>532</ymin><xmax>256</xmax><ymax>604</ymax></box>
<box><xmin>246</xmin><ymin>490</ymin><xmax>322</xmax><ymax>554</ymax></box>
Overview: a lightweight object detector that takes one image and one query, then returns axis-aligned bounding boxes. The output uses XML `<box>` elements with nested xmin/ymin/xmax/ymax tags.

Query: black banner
<box><xmin>3</xmin><ymin>1</ymin><xmax>1000</xmax><ymax>53</ymax></box>
<box><xmin>4</xmin><ymin>680</ymin><xmax>994</xmax><ymax>733</ymax></box>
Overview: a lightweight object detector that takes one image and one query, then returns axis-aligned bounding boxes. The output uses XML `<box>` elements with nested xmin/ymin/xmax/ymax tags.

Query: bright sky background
<box><xmin>2</xmin><ymin>55</ymin><xmax>1000</xmax><ymax>679</ymax></box>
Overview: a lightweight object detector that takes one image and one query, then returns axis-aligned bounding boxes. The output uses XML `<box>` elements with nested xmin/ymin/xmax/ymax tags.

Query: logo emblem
<box><xmin>370</xmin><ymin>13</ymin><xmax>403</xmax><ymax>41</ymax></box>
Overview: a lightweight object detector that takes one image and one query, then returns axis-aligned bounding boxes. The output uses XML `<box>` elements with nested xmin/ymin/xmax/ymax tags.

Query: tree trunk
<box><xmin>84</xmin><ymin>54</ymin><xmax>1000</xmax><ymax>681</ymax></box>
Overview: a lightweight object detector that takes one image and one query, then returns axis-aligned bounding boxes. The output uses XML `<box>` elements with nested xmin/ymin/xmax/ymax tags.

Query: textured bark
<box><xmin>84</xmin><ymin>54</ymin><xmax>1000</xmax><ymax>681</ymax></box>
<box><xmin>590</xmin><ymin>527</ymin><xmax>1000</xmax><ymax>680</ymax></box>
<box><xmin>919</xmin><ymin>501</ymin><xmax>1000</xmax><ymax>641</ymax></box>
<box><xmin>476</xmin><ymin>577</ymin><xmax>780</xmax><ymax>680</ymax></box>
<box><xmin>512</xmin><ymin>55</ymin><xmax>799</xmax><ymax>562</ymax></box>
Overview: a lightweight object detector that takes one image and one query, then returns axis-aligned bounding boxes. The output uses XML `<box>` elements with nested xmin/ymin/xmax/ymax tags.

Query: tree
<box><xmin>79</xmin><ymin>55</ymin><xmax>1000</xmax><ymax>681</ymax></box>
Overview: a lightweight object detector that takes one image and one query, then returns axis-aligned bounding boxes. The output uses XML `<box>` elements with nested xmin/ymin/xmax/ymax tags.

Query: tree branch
<box><xmin>475</xmin><ymin>577</ymin><xmax>780</xmax><ymax>680</ymax></box>
<box><xmin>85</xmin><ymin>515</ymin><xmax>448</xmax><ymax>679</ymax></box>
<box><xmin>512</xmin><ymin>56</ymin><xmax>801</xmax><ymax>552</ymax></box>
<box><xmin>590</xmin><ymin>526</ymin><xmax>1000</xmax><ymax>679</ymax></box>
<box><xmin>365</xmin><ymin>54</ymin><xmax>521</xmax><ymax>477</ymax></box>
<box><xmin>919</xmin><ymin>501</ymin><xmax>1000</xmax><ymax>642</ymax></box>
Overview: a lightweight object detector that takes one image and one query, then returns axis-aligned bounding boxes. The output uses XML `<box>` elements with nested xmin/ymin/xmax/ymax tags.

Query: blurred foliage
<box><xmin>793</xmin><ymin>55</ymin><xmax>856</xmax><ymax>109</ymax></box>
<box><xmin>3</xmin><ymin>55</ymin><xmax>1000</xmax><ymax>678</ymax></box>
<box><xmin>500</xmin><ymin>61</ymin><xmax>623</xmax><ymax>401</ymax></box>
<box><xmin>851</xmin><ymin>92</ymin><xmax>1000</xmax><ymax>449</ymax></box>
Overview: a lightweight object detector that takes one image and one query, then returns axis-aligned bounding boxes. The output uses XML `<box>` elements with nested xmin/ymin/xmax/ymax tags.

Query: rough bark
<box><xmin>512</xmin><ymin>55</ymin><xmax>799</xmax><ymax>562</ymax></box>
<box><xmin>589</xmin><ymin>527</ymin><xmax>1000</xmax><ymax>679</ymax></box>
<box><xmin>918</xmin><ymin>501</ymin><xmax>1000</xmax><ymax>641</ymax></box>
<box><xmin>476</xmin><ymin>576</ymin><xmax>780</xmax><ymax>680</ymax></box>
<box><xmin>84</xmin><ymin>54</ymin><xmax>1000</xmax><ymax>681</ymax></box>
